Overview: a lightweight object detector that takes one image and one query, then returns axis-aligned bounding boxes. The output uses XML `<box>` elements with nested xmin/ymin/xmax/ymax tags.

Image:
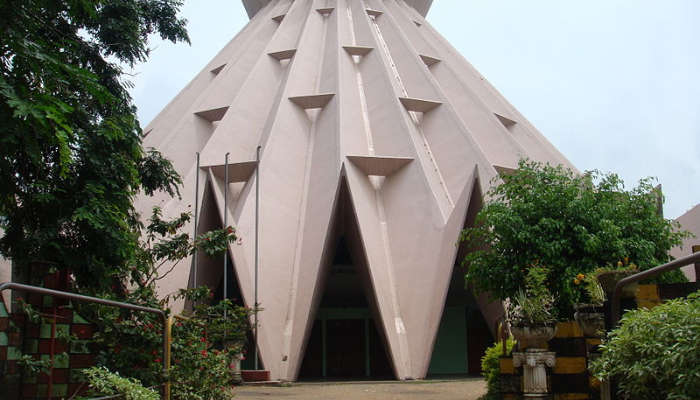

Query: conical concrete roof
<box><xmin>137</xmin><ymin>0</ymin><xmax>574</xmax><ymax>381</ymax></box>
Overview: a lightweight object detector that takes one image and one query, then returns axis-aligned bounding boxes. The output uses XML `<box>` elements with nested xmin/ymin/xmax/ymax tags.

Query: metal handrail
<box><xmin>0</xmin><ymin>282</ymin><xmax>172</xmax><ymax>400</ymax></box>
<box><xmin>611</xmin><ymin>250</ymin><xmax>700</xmax><ymax>326</ymax></box>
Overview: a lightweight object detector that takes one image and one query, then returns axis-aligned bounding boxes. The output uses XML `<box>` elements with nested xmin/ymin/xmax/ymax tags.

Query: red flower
<box><xmin>152</xmin><ymin>350</ymin><xmax>158</xmax><ymax>356</ymax></box>
<box><xmin>200</xmin><ymin>337</ymin><xmax>207</xmax><ymax>343</ymax></box>
<box><xmin>154</xmin><ymin>358</ymin><xmax>162</xmax><ymax>363</ymax></box>
<box><xmin>201</xmin><ymin>350</ymin><xmax>208</xmax><ymax>357</ymax></box>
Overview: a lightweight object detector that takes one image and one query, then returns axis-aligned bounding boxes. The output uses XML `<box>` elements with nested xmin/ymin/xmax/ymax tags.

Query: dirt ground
<box><xmin>235</xmin><ymin>378</ymin><xmax>487</xmax><ymax>400</ymax></box>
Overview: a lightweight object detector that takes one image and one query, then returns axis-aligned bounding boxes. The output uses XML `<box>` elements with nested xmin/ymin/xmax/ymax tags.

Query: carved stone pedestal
<box><xmin>513</xmin><ymin>349</ymin><xmax>556</xmax><ymax>397</ymax></box>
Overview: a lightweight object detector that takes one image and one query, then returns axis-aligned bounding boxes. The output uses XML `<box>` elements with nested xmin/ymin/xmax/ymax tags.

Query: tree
<box><xmin>0</xmin><ymin>0</ymin><xmax>189</xmax><ymax>293</ymax></box>
<box><xmin>461</xmin><ymin>159</ymin><xmax>689</xmax><ymax>319</ymax></box>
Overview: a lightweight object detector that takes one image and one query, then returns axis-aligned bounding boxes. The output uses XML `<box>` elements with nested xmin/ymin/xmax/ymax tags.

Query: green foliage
<box><xmin>480</xmin><ymin>336</ymin><xmax>515</xmax><ymax>399</ymax></box>
<box><xmin>0</xmin><ymin>0</ymin><xmax>189</xmax><ymax>293</ymax></box>
<box><xmin>87</xmin><ymin>209</ymin><xmax>247</xmax><ymax>397</ymax></box>
<box><xmin>83</xmin><ymin>367</ymin><xmax>158</xmax><ymax>400</ymax></box>
<box><xmin>591</xmin><ymin>292</ymin><xmax>700</xmax><ymax>400</ymax></box>
<box><xmin>572</xmin><ymin>272</ymin><xmax>606</xmax><ymax>306</ymax></box>
<box><xmin>506</xmin><ymin>266</ymin><xmax>556</xmax><ymax>326</ymax></box>
<box><xmin>461</xmin><ymin>159</ymin><xmax>689</xmax><ymax>319</ymax></box>
<box><xmin>169</xmin><ymin>289</ymin><xmax>251</xmax><ymax>400</ymax></box>
<box><xmin>16</xmin><ymin>354</ymin><xmax>51</xmax><ymax>377</ymax></box>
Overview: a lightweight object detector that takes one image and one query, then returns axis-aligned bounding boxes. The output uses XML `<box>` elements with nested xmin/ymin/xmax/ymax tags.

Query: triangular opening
<box><xmin>419</xmin><ymin>55</ymin><xmax>441</xmax><ymax>68</ymax></box>
<box><xmin>188</xmin><ymin>180</ymin><xmax>244</xmax><ymax>308</ymax></box>
<box><xmin>289</xmin><ymin>93</ymin><xmax>335</xmax><ymax>110</ymax></box>
<box><xmin>399</xmin><ymin>97</ymin><xmax>442</xmax><ymax>113</ymax></box>
<box><xmin>414</xmin><ymin>20</ymin><xmax>422</xmax><ymax>27</ymax></box>
<box><xmin>187</xmin><ymin>180</ymin><xmax>261</xmax><ymax>370</ymax></box>
<box><xmin>427</xmin><ymin>179</ymin><xmax>496</xmax><ymax>376</ymax></box>
<box><xmin>366</xmin><ymin>9</ymin><xmax>383</xmax><ymax>18</ymax></box>
<box><xmin>210</xmin><ymin>64</ymin><xmax>226</xmax><ymax>75</ymax></box>
<box><xmin>194</xmin><ymin>106</ymin><xmax>230</xmax><ymax>123</ymax></box>
<box><xmin>495</xmin><ymin>113</ymin><xmax>517</xmax><ymax>131</ymax></box>
<box><xmin>272</xmin><ymin>14</ymin><xmax>285</xmax><ymax>23</ymax></box>
<box><xmin>346</xmin><ymin>155</ymin><xmax>413</xmax><ymax>177</ymax></box>
<box><xmin>268</xmin><ymin>49</ymin><xmax>297</xmax><ymax>61</ymax></box>
<box><xmin>316</xmin><ymin>7</ymin><xmax>334</xmax><ymax>16</ymax></box>
<box><xmin>343</xmin><ymin>46</ymin><xmax>374</xmax><ymax>57</ymax></box>
<box><xmin>202</xmin><ymin>161</ymin><xmax>258</xmax><ymax>184</ymax></box>
<box><xmin>298</xmin><ymin>178</ymin><xmax>394</xmax><ymax>380</ymax></box>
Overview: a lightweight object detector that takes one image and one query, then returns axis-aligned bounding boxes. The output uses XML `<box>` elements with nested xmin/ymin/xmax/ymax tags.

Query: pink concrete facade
<box><xmin>136</xmin><ymin>0</ymin><xmax>574</xmax><ymax>381</ymax></box>
<box><xmin>671</xmin><ymin>203</ymin><xmax>700</xmax><ymax>281</ymax></box>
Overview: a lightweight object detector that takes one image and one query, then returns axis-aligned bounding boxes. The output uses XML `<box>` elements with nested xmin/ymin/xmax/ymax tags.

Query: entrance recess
<box><xmin>298</xmin><ymin>181</ymin><xmax>394</xmax><ymax>380</ymax></box>
<box><xmin>428</xmin><ymin>180</ymin><xmax>494</xmax><ymax>376</ymax></box>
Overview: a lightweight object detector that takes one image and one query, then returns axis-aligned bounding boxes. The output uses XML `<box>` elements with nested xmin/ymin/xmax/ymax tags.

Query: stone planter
<box><xmin>230</xmin><ymin>354</ymin><xmax>243</xmax><ymax>384</ymax></box>
<box><xmin>573</xmin><ymin>304</ymin><xmax>605</xmax><ymax>338</ymax></box>
<box><xmin>510</xmin><ymin>324</ymin><xmax>557</xmax><ymax>348</ymax></box>
<box><xmin>596</xmin><ymin>271</ymin><xmax>638</xmax><ymax>297</ymax></box>
<box><xmin>223</xmin><ymin>341</ymin><xmax>244</xmax><ymax>384</ymax></box>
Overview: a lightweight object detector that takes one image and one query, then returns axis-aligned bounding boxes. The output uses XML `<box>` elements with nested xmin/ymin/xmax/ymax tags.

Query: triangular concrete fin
<box><xmin>268</xmin><ymin>49</ymin><xmax>297</xmax><ymax>61</ymax></box>
<box><xmin>210</xmin><ymin>64</ymin><xmax>226</xmax><ymax>75</ymax></box>
<box><xmin>419</xmin><ymin>55</ymin><xmax>441</xmax><ymax>67</ymax></box>
<box><xmin>202</xmin><ymin>161</ymin><xmax>258</xmax><ymax>183</ymax></box>
<box><xmin>495</xmin><ymin>113</ymin><xmax>517</xmax><ymax>130</ymax></box>
<box><xmin>343</xmin><ymin>46</ymin><xmax>374</xmax><ymax>56</ymax></box>
<box><xmin>346</xmin><ymin>155</ymin><xmax>413</xmax><ymax>176</ymax></box>
<box><xmin>316</xmin><ymin>7</ymin><xmax>334</xmax><ymax>16</ymax></box>
<box><xmin>272</xmin><ymin>14</ymin><xmax>285</xmax><ymax>23</ymax></box>
<box><xmin>366</xmin><ymin>9</ymin><xmax>383</xmax><ymax>17</ymax></box>
<box><xmin>399</xmin><ymin>97</ymin><xmax>442</xmax><ymax>113</ymax></box>
<box><xmin>194</xmin><ymin>106</ymin><xmax>230</xmax><ymax>122</ymax></box>
<box><xmin>289</xmin><ymin>93</ymin><xmax>335</xmax><ymax>109</ymax></box>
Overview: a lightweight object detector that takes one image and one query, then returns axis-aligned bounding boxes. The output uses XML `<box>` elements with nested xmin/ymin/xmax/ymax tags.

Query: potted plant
<box><xmin>572</xmin><ymin>272</ymin><xmax>606</xmax><ymax>337</ymax></box>
<box><xmin>594</xmin><ymin>259</ymin><xmax>639</xmax><ymax>297</ymax></box>
<box><xmin>507</xmin><ymin>266</ymin><xmax>558</xmax><ymax>348</ymax></box>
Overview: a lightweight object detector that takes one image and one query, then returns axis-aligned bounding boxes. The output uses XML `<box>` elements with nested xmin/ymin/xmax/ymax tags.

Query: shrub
<box><xmin>481</xmin><ymin>336</ymin><xmax>515</xmax><ymax>399</ymax></box>
<box><xmin>169</xmin><ymin>288</ymin><xmax>251</xmax><ymax>400</ymax></box>
<box><xmin>461</xmin><ymin>159</ymin><xmax>689</xmax><ymax>319</ymax></box>
<box><xmin>83</xmin><ymin>367</ymin><xmax>158</xmax><ymax>400</ymax></box>
<box><xmin>591</xmin><ymin>292</ymin><xmax>700</xmax><ymax>400</ymax></box>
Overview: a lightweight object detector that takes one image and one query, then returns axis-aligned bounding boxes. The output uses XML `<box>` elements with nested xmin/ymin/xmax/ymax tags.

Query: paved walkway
<box><xmin>235</xmin><ymin>378</ymin><xmax>486</xmax><ymax>400</ymax></box>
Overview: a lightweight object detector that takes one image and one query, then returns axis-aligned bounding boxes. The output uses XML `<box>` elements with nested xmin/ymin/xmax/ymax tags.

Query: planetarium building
<box><xmin>137</xmin><ymin>0</ymin><xmax>575</xmax><ymax>381</ymax></box>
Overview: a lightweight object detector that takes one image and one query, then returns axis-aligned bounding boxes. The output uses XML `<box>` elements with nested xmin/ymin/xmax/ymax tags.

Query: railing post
<box><xmin>164</xmin><ymin>316</ymin><xmax>173</xmax><ymax>400</ymax></box>
<box><xmin>693</xmin><ymin>245</ymin><xmax>700</xmax><ymax>288</ymax></box>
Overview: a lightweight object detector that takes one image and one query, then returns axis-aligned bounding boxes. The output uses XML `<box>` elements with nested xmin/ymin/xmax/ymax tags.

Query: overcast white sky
<box><xmin>129</xmin><ymin>0</ymin><xmax>700</xmax><ymax>219</ymax></box>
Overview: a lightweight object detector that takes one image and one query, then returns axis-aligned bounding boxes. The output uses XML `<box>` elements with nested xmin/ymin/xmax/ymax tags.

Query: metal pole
<box><xmin>193</xmin><ymin>152</ymin><xmax>200</xmax><ymax>288</ymax></box>
<box><xmin>693</xmin><ymin>245</ymin><xmax>700</xmax><ymax>288</ymax></box>
<box><xmin>254</xmin><ymin>145</ymin><xmax>261</xmax><ymax>370</ymax></box>
<box><xmin>224</xmin><ymin>153</ymin><xmax>230</xmax><ymax>310</ymax></box>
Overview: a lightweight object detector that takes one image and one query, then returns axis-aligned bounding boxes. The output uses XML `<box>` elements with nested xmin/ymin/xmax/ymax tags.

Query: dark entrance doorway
<box><xmin>298</xmin><ymin>180</ymin><xmax>394</xmax><ymax>380</ymax></box>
